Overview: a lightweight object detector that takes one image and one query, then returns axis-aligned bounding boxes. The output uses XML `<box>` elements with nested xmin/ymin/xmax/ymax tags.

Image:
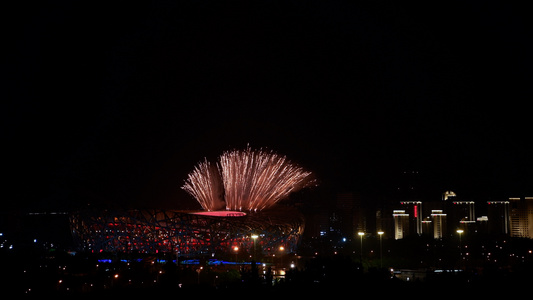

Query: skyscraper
<box><xmin>447</xmin><ymin>201</ymin><xmax>475</xmax><ymax>232</ymax></box>
<box><xmin>431</xmin><ymin>210</ymin><xmax>447</xmax><ymax>239</ymax></box>
<box><xmin>487</xmin><ymin>200</ymin><xmax>510</xmax><ymax>235</ymax></box>
<box><xmin>393</xmin><ymin>210</ymin><xmax>409</xmax><ymax>240</ymax></box>
<box><xmin>400</xmin><ymin>201</ymin><xmax>422</xmax><ymax>236</ymax></box>
<box><xmin>509</xmin><ymin>197</ymin><xmax>533</xmax><ymax>238</ymax></box>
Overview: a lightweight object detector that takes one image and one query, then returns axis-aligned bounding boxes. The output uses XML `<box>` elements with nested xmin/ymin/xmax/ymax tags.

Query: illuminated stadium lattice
<box><xmin>70</xmin><ymin>207</ymin><xmax>304</xmax><ymax>256</ymax></box>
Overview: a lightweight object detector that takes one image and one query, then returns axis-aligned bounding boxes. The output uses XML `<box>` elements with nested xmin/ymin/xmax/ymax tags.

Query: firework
<box><xmin>182</xmin><ymin>158</ymin><xmax>225</xmax><ymax>211</ymax></box>
<box><xmin>182</xmin><ymin>147</ymin><xmax>315</xmax><ymax>211</ymax></box>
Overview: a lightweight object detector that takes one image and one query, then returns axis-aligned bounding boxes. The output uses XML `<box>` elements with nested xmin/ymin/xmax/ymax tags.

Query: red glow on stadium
<box><xmin>191</xmin><ymin>211</ymin><xmax>246</xmax><ymax>217</ymax></box>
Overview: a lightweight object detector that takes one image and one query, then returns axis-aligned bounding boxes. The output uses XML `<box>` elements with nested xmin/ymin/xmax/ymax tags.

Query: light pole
<box><xmin>251</xmin><ymin>234</ymin><xmax>259</xmax><ymax>260</ymax></box>
<box><xmin>233</xmin><ymin>246</ymin><xmax>239</xmax><ymax>263</ymax></box>
<box><xmin>377</xmin><ymin>231</ymin><xmax>384</xmax><ymax>269</ymax></box>
<box><xmin>279</xmin><ymin>246</ymin><xmax>285</xmax><ymax>268</ymax></box>
<box><xmin>457</xmin><ymin>229</ymin><xmax>464</xmax><ymax>269</ymax></box>
<box><xmin>196</xmin><ymin>267</ymin><xmax>203</xmax><ymax>285</ymax></box>
<box><xmin>251</xmin><ymin>234</ymin><xmax>259</xmax><ymax>283</ymax></box>
<box><xmin>358</xmin><ymin>232</ymin><xmax>365</xmax><ymax>264</ymax></box>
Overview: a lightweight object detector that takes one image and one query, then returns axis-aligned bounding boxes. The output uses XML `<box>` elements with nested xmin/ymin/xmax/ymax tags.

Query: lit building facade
<box><xmin>509</xmin><ymin>197</ymin><xmax>533</xmax><ymax>238</ymax></box>
<box><xmin>393</xmin><ymin>210</ymin><xmax>409</xmax><ymax>240</ymax></box>
<box><xmin>430</xmin><ymin>210</ymin><xmax>446</xmax><ymax>239</ymax></box>
<box><xmin>400</xmin><ymin>201</ymin><xmax>422</xmax><ymax>236</ymax></box>
<box><xmin>442</xmin><ymin>190</ymin><xmax>457</xmax><ymax>201</ymax></box>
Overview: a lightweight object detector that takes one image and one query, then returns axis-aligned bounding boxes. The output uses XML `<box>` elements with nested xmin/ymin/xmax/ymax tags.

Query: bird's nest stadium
<box><xmin>69</xmin><ymin>206</ymin><xmax>304</xmax><ymax>256</ymax></box>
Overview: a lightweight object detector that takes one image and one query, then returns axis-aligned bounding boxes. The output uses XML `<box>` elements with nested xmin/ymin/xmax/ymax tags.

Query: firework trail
<box><xmin>182</xmin><ymin>147</ymin><xmax>315</xmax><ymax>211</ymax></box>
<box><xmin>182</xmin><ymin>158</ymin><xmax>225</xmax><ymax>211</ymax></box>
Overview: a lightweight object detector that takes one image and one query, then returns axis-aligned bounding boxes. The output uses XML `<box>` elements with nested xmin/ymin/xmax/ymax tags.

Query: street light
<box><xmin>457</xmin><ymin>229</ymin><xmax>464</xmax><ymax>268</ymax></box>
<box><xmin>251</xmin><ymin>234</ymin><xmax>259</xmax><ymax>263</ymax></box>
<box><xmin>358</xmin><ymin>232</ymin><xmax>365</xmax><ymax>264</ymax></box>
<box><xmin>457</xmin><ymin>229</ymin><xmax>464</xmax><ymax>248</ymax></box>
<box><xmin>233</xmin><ymin>246</ymin><xmax>239</xmax><ymax>262</ymax></box>
<box><xmin>196</xmin><ymin>267</ymin><xmax>203</xmax><ymax>284</ymax></box>
<box><xmin>279</xmin><ymin>246</ymin><xmax>285</xmax><ymax>268</ymax></box>
<box><xmin>377</xmin><ymin>231</ymin><xmax>384</xmax><ymax>269</ymax></box>
<box><xmin>250</xmin><ymin>234</ymin><xmax>260</xmax><ymax>282</ymax></box>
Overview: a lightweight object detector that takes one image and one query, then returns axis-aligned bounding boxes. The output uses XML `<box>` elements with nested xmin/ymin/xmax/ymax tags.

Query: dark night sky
<box><xmin>3</xmin><ymin>1</ymin><xmax>532</xmax><ymax>211</ymax></box>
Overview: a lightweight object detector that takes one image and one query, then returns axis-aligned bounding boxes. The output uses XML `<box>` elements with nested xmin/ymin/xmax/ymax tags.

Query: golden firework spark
<box><xmin>182</xmin><ymin>147</ymin><xmax>315</xmax><ymax>211</ymax></box>
<box><xmin>182</xmin><ymin>158</ymin><xmax>225</xmax><ymax>211</ymax></box>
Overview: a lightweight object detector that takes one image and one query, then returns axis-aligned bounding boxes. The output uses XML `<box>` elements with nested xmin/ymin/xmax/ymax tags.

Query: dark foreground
<box><xmin>4</xmin><ymin>250</ymin><xmax>532</xmax><ymax>298</ymax></box>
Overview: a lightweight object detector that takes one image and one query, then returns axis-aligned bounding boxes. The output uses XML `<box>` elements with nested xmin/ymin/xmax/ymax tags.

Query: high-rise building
<box><xmin>431</xmin><ymin>210</ymin><xmax>447</xmax><ymax>239</ymax></box>
<box><xmin>422</xmin><ymin>218</ymin><xmax>432</xmax><ymax>237</ymax></box>
<box><xmin>509</xmin><ymin>197</ymin><xmax>533</xmax><ymax>238</ymax></box>
<box><xmin>476</xmin><ymin>216</ymin><xmax>489</xmax><ymax>235</ymax></box>
<box><xmin>447</xmin><ymin>201</ymin><xmax>475</xmax><ymax>233</ymax></box>
<box><xmin>393</xmin><ymin>210</ymin><xmax>409</xmax><ymax>240</ymax></box>
<box><xmin>487</xmin><ymin>200</ymin><xmax>510</xmax><ymax>235</ymax></box>
<box><xmin>400</xmin><ymin>201</ymin><xmax>423</xmax><ymax>236</ymax></box>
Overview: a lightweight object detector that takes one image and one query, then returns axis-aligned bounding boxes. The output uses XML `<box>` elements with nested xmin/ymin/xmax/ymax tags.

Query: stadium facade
<box><xmin>69</xmin><ymin>206</ymin><xmax>304</xmax><ymax>256</ymax></box>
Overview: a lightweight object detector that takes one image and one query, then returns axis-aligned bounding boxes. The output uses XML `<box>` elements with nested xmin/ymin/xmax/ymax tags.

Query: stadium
<box><xmin>70</xmin><ymin>207</ymin><xmax>304</xmax><ymax>256</ymax></box>
<box><xmin>70</xmin><ymin>148</ymin><xmax>312</xmax><ymax>257</ymax></box>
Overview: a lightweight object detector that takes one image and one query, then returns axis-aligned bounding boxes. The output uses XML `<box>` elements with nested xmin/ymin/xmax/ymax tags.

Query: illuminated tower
<box><xmin>393</xmin><ymin>210</ymin><xmax>409</xmax><ymax>240</ymax></box>
<box><xmin>442</xmin><ymin>190</ymin><xmax>457</xmax><ymax>201</ymax></box>
<box><xmin>430</xmin><ymin>210</ymin><xmax>447</xmax><ymax>239</ymax></box>
<box><xmin>509</xmin><ymin>197</ymin><xmax>533</xmax><ymax>238</ymax></box>
<box><xmin>400</xmin><ymin>201</ymin><xmax>423</xmax><ymax>236</ymax></box>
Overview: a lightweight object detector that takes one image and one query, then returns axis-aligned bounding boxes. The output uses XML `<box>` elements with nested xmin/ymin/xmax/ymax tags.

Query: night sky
<box><xmin>3</xmin><ymin>1</ymin><xmax>532</xmax><ymax>211</ymax></box>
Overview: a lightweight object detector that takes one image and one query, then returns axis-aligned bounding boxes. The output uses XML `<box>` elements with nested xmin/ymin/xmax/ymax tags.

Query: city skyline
<box><xmin>304</xmin><ymin>187</ymin><xmax>533</xmax><ymax>242</ymax></box>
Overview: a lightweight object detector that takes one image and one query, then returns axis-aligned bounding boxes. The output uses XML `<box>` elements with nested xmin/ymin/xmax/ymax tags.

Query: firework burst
<box><xmin>182</xmin><ymin>158</ymin><xmax>225</xmax><ymax>211</ymax></box>
<box><xmin>182</xmin><ymin>147</ymin><xmax>315</xmax><ymax>211</ymax></box>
